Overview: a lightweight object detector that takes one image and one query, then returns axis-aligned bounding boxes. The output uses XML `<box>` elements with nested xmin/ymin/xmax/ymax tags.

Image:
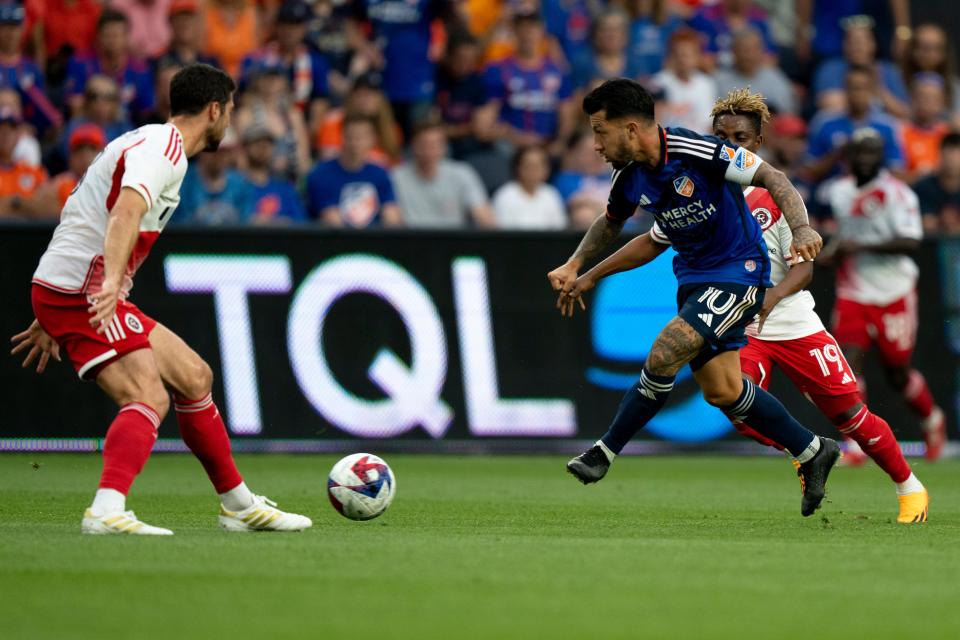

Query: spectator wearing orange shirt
<box><xmin>205</xmin><ymin>0</ymin><xmax>261</xmax><ymax>78</ymax></box>
<box><xmin>902</xmin><ymin>73</ymin><xmax>950</xmax><ymax>183</ymax></box>
<box><xmin>14</xmin><ymin>123</ymin><xmax>105</xmax><ymax>220</ymax></box>
<box><xmin>28</xmin><ymin>0</ymin><xmax>102</xmax><ymax>60</ymax></box>
<box><xmin>0</xmin><ymin>107</ymin><xmax>47</xmax><ymax>219</ymax></box>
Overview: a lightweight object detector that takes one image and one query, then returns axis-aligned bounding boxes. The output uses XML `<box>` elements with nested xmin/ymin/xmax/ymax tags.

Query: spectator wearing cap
<box><xmin>347</xmin><ymin>0</ymin><xmax>457</xmax><ymax>138</ymax></box>
<box><xmin>714</xmin><ymin>27</ymin><xmax>796</xmax><ymax>114</ymax></box>
<box><xmin>653</xmin><ymin>28</ymin><xmax>717</xmax><ymax>133</ymax></box>
<box><xmin>0</xmin><ymin>3</ymin><xmax>62</xmax><ymax>134</ymax></box>
<box><xmin>901</xmin><ymin>73</ymin><xmax>950</xmax><ymax>183</ymax></box>
<box><xmin>240</xmin><ymin>1</ymin><xmax>330</xmax><ymax>124</ymax></box>
<box><xmin>435</xmin><ymin>33</ymin><xmax>495</xmax><ymax>159</ymax></box>
<box><xmin>111</xmin><ymin>0</ymin><xmax>173</xmax><ymax>60</ymax></box>
<box><xmin>233</xmin><ymin>62</ymin><xmax>311</xmax><ymax>181</ymax></box>
<box><xmin>914</xmin><ymin>133</ymin><xmax>960</xmax><ymax>234</ymax></box>
<box><xmin>65</xmin><ymin>9</ymin><xmax>156</xmax><ymax>124</ymax></box>
<box><xmin>14</xmin><ymin>123</ymin><xmax>105</xmax><ymax>219</ymax></box>
<box><xmin>204</xmin><ymin>0</ymin><xmax>260</xmax><ymax>78</ymax></box>
<box><xmin>0</xmin><ymin>88</ymin><xmax>41</xmax><ymax>168</ymax></box>
<box><xmin>154</xmin><ymin>1</ymin><xmax>220</xmax><ymax>71</ymax></box>
<box><xmin>391</xmin><ymin>119</ymin><xmax>494</xmax><ymax>229</ymax></box>
<box><xmin>315</xmin><ymin>72</ymin><xmax>402</xmax><ymax>166</ymax></box>
<box><xmin>176</xmin><ymin>128</ymin><xmax>252</xmax><ymax>225</ymax></box>
<box><xmin>688</xmin><ymin>0</ymin><xmax>776</xmax><ymax>70</ymax></box>
<box><xmin>484</xmin><ymin>10</ymin><xmax>575</xmax><ymax>155</ymax></box>
<box><xmin>241</xmin><ymin>124</ymin><xmax>307</xmax><ymax>225</ymax></box>
<box><xmin>812</xmin><ymin>16</ymin><xmax>909</xmax><ymax>117</ymax></box>
<box><xmin>0</xmin><ymin>107</ymin><xmax>47</xmax><ymax>219</ymax></box>
<box><xmin>306</xmin><ymin>113</ymin><xmax>402</xmax><ymax>228</ymax></box>
<box><xmin>60</xmin><ymin>75</ymin><xmax>133</xmax><ymax>167</ymax></box>
<box><xmin>805</xmin><ymin>64</ymin><xmax>905</xmax><ymax>183</ymax></box>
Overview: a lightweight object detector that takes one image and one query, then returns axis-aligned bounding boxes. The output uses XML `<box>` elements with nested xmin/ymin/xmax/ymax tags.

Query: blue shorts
<box><xmin>676</xmin><ymin>282</ymin><xmax>765</xmax><ymax>371</ymax></box>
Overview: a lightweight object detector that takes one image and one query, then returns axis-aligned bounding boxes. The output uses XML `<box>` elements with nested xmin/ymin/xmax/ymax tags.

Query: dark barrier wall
<box><xmin>1</xmin><ymin>226</ymin><xmax>954</xmax><ymax>446</ymax></box>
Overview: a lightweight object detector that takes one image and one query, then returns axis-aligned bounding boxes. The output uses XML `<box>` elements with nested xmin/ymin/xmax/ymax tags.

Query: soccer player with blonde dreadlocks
<box><xmin>707</xmin><ymin>89</ymin><xmax>928</xmax><ymax>523</ymax></box>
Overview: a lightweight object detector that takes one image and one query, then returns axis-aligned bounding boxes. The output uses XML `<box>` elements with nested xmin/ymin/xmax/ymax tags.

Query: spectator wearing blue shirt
<box><xmin>239</xmin><ymin>1</ymin><xmax>330</xmax><ymax>125</ymax></box>
<box><xmin>571</xmin><ymin>8</ymin><xmax>641</xmax><ymax>92</ymax></box>
<box><xmin>627</xmin><ymin>0</ymin><xmax>684</xmax><ymax>78</ymax></box>
<box><xmin>795</xmin><ymin>0</ymin><xmax>909</xmax><ymax>63</ymax></box>
<box><xmin>484</xmin><ymin>10</ymin><xmax>575</xmax><ymax>156</ymax></box>
<box><xmin>348</xmin><ymin>0</ymin><xmax>454</xmax><ymax>138</ymax></box>
<box><xmin>175</xmin><ymin>130</ymin><xmax>252</xmax><ymax>226</ymax></box>
<box><xmin>306</xmin><ymin>114</ymin><xmax>403</xmax><ymax>227</ymax></box>
<box><xmin>65</xmin><ymin>9</ymin><xmax>155</xmax><ymax>125</ymax></box>
<box><xmin>435</xmin><ymin>34</ymin><xmax>494</xmax><ymax>159</ymax></box>
<box><xmin>0</xmin><ymin>4</ymin><xmax>61</xmax><ymax>135</ymax></box>
<box><xmin>805</xmin><ymin>65</ymin><xmax>905</xmax><ymax>183</ymax></box>
<box><xmin>688</xmin><ymin>0</ymin><xmax>776</xmax><ymax>70</ymax></box>
<box><xmin>541</xmin><ymin>0</ymin><xmax>593</xmax><ymax>65</ymax></box>
<box><xmin>812</xmin><ymin>16</ymin><xmax>909</xmax><ymax>117</ymax></box>
<box><xmin>241</xmin><ymin>124</ymin><xmax>307</xmax><ymax>226</ymax></box>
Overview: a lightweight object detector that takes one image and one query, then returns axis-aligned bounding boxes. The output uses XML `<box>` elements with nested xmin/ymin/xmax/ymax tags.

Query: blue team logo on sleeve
<box><xmin>719</xmin><ymin>145</ymin><xmax>735</xmax><ymax>161</ymax></box>
<box><xmin>673</xmin><ymin>176</ymin><xmax>695</xmax><ymax>197</ymax></box>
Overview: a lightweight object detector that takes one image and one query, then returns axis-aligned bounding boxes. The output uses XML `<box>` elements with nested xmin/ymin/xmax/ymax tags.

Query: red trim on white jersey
<box><xmin>105</xmin><ymin>138</ymin><xmax>146</xmax><ymax>212</ymax></box>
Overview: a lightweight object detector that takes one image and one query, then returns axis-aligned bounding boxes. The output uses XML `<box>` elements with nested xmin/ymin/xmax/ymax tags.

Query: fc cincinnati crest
<box><xmin>124</xmin><ymin>313</ymin><xmax>144</xmax><ymax>334</ymax></box>
<box><xmin>673</xmin><ymin>175</ymin><xmax>695</xmax><ymax>197</ymax></box>
<box><xmin>744</xmin><ymin>260</ymin><xmax>757</xmax><ymax>272</ymax></box>
<box><xmin>719</xmin><ymin>146</ymin><xmax>735</xmax><ymax>161</ymax></box>
<box><xmin>753</xmin><ymin>207</ymin><xmax>774</xmax><ymax>230</ymax></box>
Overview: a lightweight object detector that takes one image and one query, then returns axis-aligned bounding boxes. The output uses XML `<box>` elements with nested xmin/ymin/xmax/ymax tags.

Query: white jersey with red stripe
<box><xmin>32</xmin><ymin>123</ymin><xmax>187</xmax><ymax>298</ymax></box>
<box><xmin>742</xmin><ymin>186</ymin><xmax>824</xmax><ymax>341</ymax></box>
<box><xmin>827</xmin><ymin>170</ymin><xmax>922</xmax><ymax>305</ymax></box>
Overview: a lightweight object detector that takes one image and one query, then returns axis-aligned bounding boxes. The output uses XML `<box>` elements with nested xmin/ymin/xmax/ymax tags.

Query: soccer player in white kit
<box><xmin>823</xmin><ymin>128</ymin><xmax>947</xmax><ymax>464</ymax></box>
<box><xmin>10</xmin><ymin>64</ymin><xmax>311</xmax><ymax>535</ymax></box>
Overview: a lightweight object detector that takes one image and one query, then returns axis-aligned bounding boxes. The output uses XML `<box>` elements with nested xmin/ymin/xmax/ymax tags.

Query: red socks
<box><xmin>836</xmin><ymin>406</ymin><xmax>912</xmax><ymax>483</ymax></box>
<box><xmin>903</xmin><ymin>370</ymin><xmax>935</xmax><ymax>419</ymax></box>
<box><xmin>174</xmin><ymin>393</ymin><xmax>243</xmax><ymax>493</ymax></box>
<box><xmin>99</xmin><ymin>403</ymin><xmax>160</xmax><ymax>494</ymax></box>
<box><xmin>734</xmin><ymin>422</ymin><xmax>785</xmax><ymax>451</ymax></box>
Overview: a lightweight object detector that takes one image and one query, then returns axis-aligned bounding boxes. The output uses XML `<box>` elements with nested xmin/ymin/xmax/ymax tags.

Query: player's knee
<box><xmin>181</xmin><ymin>359</ymin><xmax>213</xmax><ymax>399</ymax></box>
<box><xmin>127</xmin><ymin>377</ymin><xmax>169</xmax><ymax>419</ymax></box>
<box><xmin>884</xmin><ymin>366</ymin><xmax>909</xmax><ymax>391</ymax></box>
<box><xmin>702</xmin><ymin>383</ymin><xmax>742</xmax><ymax>407</ymax></box>
<box><xmin>828</xmin><ymin>401</ymin><xmax>864</xmax><ymax>427</ymax></box>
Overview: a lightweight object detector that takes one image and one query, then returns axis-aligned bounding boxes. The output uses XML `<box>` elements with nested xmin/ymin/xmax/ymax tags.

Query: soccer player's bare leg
<box><xmin>148</xmin><ymin>323</ymin><xmax>250</xmax><ymax>511</ymax></box>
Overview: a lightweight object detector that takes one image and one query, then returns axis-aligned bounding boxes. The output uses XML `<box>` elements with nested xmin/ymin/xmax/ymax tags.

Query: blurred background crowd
<box><xmin>0</xmin><ymin>0</ymin><xmax>958</xmax><ymax>233</ymax></box>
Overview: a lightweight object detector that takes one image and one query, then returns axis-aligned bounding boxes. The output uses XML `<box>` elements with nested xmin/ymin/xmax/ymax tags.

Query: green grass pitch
<box><xmin>1</xmin><ymin>453</ymin><xmax>959</xmax><ymax>639</ymax></box>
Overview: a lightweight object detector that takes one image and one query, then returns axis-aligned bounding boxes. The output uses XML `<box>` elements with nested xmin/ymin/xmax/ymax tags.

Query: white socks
<box><xmin>596</xmin><ymin>440</ymin><xmax>616</xmax><ymax>463</ymax></box>
<box><xmin>220</xmin><ymin>481</ymin><xmax>255</xmax><ymax>511</ymax></box>
<box><xmin>896</xmin><ymin>473</ymin><xmax>925</xmax><ymax>496</ymax></box>
<box><xmin>90</xmin><ymin>488</ymin><xmax>126</xmax><ymax>516</ymax></box>
<box><xmin>795</xmin><ymin>436</ymin><xmax>821</xmax><ymax>464</ymax></box>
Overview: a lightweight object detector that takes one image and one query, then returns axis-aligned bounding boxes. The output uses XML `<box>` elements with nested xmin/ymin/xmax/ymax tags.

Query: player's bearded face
<box><xmin>606</xmin><ymin>128</ymin><xmax>633</xmax><ymax>169</ymax></box>
<box><xmin>203</xmin><ymin>101</ymin><xmax>233</xmax><ymax>152</ymax></box>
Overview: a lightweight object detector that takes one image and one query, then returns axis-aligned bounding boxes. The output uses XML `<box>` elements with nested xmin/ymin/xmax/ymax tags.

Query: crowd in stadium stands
<box><xmin>1</xmin><ymin>0</ymin><xmax>959</xmax><ymax>233</ymax></box>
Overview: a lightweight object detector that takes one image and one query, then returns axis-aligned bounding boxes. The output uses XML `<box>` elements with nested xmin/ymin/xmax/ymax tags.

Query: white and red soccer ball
<box><xmin>327</xmin><ymin>453</ymin><xmax>396</xmax><ymax>521</ymax></box>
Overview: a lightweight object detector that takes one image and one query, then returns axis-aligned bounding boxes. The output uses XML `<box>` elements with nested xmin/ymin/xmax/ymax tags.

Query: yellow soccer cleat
<box><xmin>81</xmin><ymin>509</ymin><xmax>173</xmax><ymax>535</ymax></box>
<box><xmin>219</xmin><ymin>494</ymin><xmax>312</xmax><ymax>532</ymax></box>
<box><xmin>897</xmin><ymin>490</ymin><xmax>929</xmax><ymax>524</ymax></box>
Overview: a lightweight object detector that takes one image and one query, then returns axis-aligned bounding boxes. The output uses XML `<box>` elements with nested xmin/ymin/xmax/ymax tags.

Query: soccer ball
<box><xmin>327</xmin><ymin>453</ymin><xmax>396</xmax><ymax>521</ymax></box>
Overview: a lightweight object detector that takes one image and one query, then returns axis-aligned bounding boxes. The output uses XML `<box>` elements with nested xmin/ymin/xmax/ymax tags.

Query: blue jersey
<box><xmin>484</xmin><ymin>57</ymin><xmax>572</xmax><ymax>139</ymax></box>
<box><xmin>306</xmin><ymin>158</ymin><xmax>396</xmax><ymax>228</ymax></box>
<box><xmin>605</xmin><ymin>127</ymin><xmax>770</xmax><ymax>287</ymax></box>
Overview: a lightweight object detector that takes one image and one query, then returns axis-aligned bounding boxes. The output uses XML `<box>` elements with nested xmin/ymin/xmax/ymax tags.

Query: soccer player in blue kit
<box><xmin>548</xmin><ymin>79</ymin><xmax>841</xmax><ymax>516</ymax></box>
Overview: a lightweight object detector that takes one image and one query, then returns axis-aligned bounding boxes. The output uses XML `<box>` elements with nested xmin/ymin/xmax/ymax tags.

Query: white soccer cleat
<box><xmin>81</xmin><ymin>509</ymin><xmax>174</xmax><ymax>535</ymax></box>
<box><xmin>218</xmin><ymin>494</ymin><xmax>312</xmax><ymax>532</ymax></box>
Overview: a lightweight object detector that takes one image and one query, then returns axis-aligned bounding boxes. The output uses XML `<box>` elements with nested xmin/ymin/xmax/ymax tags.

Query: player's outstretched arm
<box><xmin>751</xmin><ymin>163</ymin><xmax>822</xmax><ymax>261</ymax></box>
<box><xmin>88</xmin><ymin>187</ymin><xmax>149</xmax><ymax>334</ymax></box>
<box><xmin>557</xmin><ymin>233</ymin><xmax>668</xmax><ymax>317</ymax></box>
<box><xmin>548</xmin><ymin>213</ymin><xmax>624</xmax><ymax>293</ymax></box>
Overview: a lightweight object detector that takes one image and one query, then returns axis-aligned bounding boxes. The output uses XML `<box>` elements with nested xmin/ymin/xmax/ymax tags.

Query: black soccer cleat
<box><xmin>798</xmin><ymin>437</ymin><xmax>842</xmax><ymax>517</ymax></box>
<box><xmin>566</xmin><ymin>445</ymin><xmax>611</xmax><ymax>484</ymax></box>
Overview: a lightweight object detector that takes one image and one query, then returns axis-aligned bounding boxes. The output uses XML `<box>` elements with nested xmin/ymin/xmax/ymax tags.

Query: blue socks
<box><xmin>725</xmin><ymin>379</ymin><xmax>819</xmax><ymax>461</ymax></box>
<box><xmin>600</xmin><ymin>368</ymin><xmax>676</xmax><ymax>454</ymax></box>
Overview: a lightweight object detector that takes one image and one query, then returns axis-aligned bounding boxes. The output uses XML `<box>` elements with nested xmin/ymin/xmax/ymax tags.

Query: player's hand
<box><xmin>10</xmin><ymin>319</ymin><xmax>61</xmax><ymax>374</ymax></box>
<box><xmin>557</xmin><ymin>275</ymin><xmax>596</xmax><ymax>317</ymax></box>
<box><xmin>790</xmin><ymin>224</ymin><xmax>823</xmax><ymax>262</ymax></box>
<box><xmin>88</xmin><ymin>282</ymin><xmax>121</xmax><ymax>334</ymax></box>
<box><xmin>548</xmin><ymin>262</ymin><xmax>579</xmax><ymax>295</ymax></box>
<box><xmin>756</xmin><ymin>290</ymin><xmax>783</xmax><ymax>335</ymax></box>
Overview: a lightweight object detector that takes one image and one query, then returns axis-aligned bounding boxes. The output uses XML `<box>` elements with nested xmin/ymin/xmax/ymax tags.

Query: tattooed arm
<box><xmin>751</xmin><ymin>163</ymin><xmax>823</xmax><ymax>261</ymax></box>
<box><xmin>547</xmin><ymin>213</ymin><xmax>625</xmax><ymax>296</ymax></box>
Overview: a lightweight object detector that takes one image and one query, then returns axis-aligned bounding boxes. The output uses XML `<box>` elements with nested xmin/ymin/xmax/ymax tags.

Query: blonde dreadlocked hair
<box><xmin>709</xmin><ymin>88</ymin><xmax>771</xmax><ymax>135</ymax></box>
